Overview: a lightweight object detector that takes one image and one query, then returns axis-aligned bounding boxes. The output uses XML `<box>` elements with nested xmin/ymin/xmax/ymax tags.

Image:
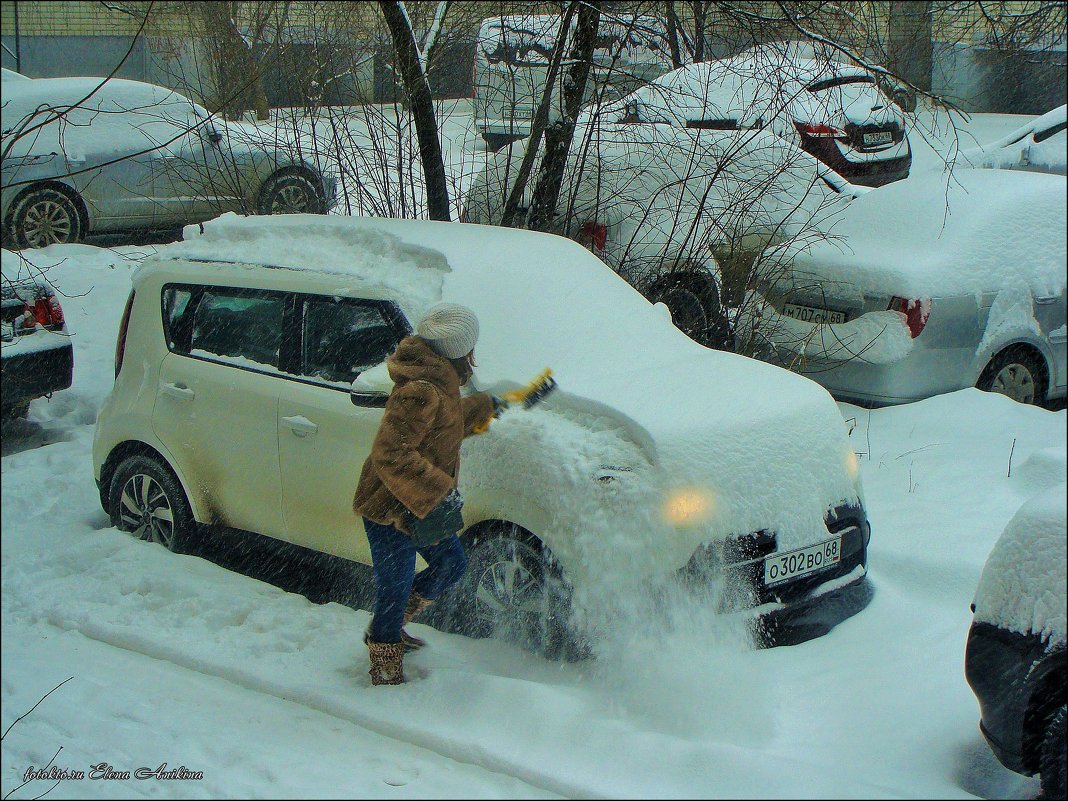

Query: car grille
<box><xmin>677</xmin><ymin>503</ymin><xmax>869</xmax><ymax>613</ymax></box>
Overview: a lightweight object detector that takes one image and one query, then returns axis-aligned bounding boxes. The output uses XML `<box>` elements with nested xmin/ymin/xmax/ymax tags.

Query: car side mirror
<box><xmin>350</xmin><ymin>362</ymin><xmax>393</xmax><ymax>408</ymax></box>
<box><xmin>205</xmin><ymin>127</ymin><xmax>223</xmax><ymax>145</ymax></box>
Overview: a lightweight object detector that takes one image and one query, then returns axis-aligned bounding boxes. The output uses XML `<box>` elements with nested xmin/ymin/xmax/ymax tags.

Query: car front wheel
<box><xmin>442</xmin><ymin>525</ymin><xmax>582</xmax><ymax>660</ymax></box>
<box><xmin>1041</xmin><ymin>704</ymin><xmax>1067</xmax><ymax>801</ymax></box>
<box><xmin>108</xmin><ymin>454</ymin><xmax>193</xmax><ymax>553</ymax></box>
<box><xmin>8</xmin><ymin>186</ymin><xmax>83</xmax><ymax>249</ymax></box>
<box><xmin>256</xmin><ymin>172</ymin><xmax>326</xmax><ymax>215</ymax></box>
<box><xmin>978</xmin><ymin>347</ymin><xmax>1046</xmax><ymax>405</ymax></box>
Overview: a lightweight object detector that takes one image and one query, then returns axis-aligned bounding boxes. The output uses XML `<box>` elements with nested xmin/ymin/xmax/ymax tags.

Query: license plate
<box><xmin>782</xmin><ymin>302</ymin><xmax>846</xmax><ymax>324</ymax></box>
<box><xmin>863</xmin><ymin>130</ymin><xmax>893</xmax><ymax>146</ymax></box>
<box><xmin>764</xmin><ymin>537</ymin><xmax>842</xmax><ymax>587</ymax></box>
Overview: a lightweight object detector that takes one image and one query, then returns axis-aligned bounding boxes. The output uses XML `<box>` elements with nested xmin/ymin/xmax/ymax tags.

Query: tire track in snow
<box><xmin>42</xmin><ymin>612</ymin><xmax>602</xmax><ymax>800</ymax></box>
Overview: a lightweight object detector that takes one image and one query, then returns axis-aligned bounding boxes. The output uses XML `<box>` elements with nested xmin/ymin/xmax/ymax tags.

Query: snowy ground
<box><xmin>2</xmin><ymin>108</ymin><xmax>1066</xmax><ymax>799</ymax></box>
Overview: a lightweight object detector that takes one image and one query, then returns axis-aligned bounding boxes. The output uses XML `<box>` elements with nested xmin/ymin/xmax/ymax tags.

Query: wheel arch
<box><xmin>4</xmin><ymin>180</ymin><xmax>91</xmax><ymax>238</ymax></box>
<box><xmin>260</xmin><ymin>163</ymin><xmax>325</xmax><ymax>198</ymax></box>
<box><xmin>974</xmin><ymin>340</ymin><xmax>1053</xmax><ymax>401</ymax></box>
<box><xmin>100</xmin><ymin>440</ymin><xmax>204</xmax><ymax>524</ymax></box>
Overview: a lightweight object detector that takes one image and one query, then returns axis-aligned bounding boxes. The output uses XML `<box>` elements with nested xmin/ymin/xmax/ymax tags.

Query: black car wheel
<box><xmin>8</xmin><ymin>187</ymin><xmax>83</xmax><ymax>249</ymax></box>
<box><xmin>442</xmin><ymin>525</ymin><xmax>581</xmax><ymax>660</ymax></box>
<box><xmin>978</xmin><ymin>347</ymin><xmax>1047</xmax><ymax>406</ymax></box>
<box><xmin>1041</xmin><ymin>704</ymin><xmax>1067</xmax><ymax>800</ymax></box>
<box><xmin>256</xmin><ymin>172</ymin><xmax>325</xmax><ymax>215</ymax></box>
<box><xmin>649</xmin><ymin>274</ymin><xmax>732</xmax><ymax>349</ymax></box>
<box><xmin>108</xmin><ymin>454</ymin><xmax>193</xmax><ymax>553</ymax></box>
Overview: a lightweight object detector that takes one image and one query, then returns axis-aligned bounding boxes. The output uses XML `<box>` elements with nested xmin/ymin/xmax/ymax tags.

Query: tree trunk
<box><xmin>666</xmin><ymin>2</ymin><xmax>684</xmax><ymax>69</ymax></box>
<box><xmin>197</xmin><ymin>1</ymin><xmax>271</xmax><ymax>120</ymax></box>
<box><xmin>526</xmin><ymin>2</ymin><xmax>600</xmax><ymax>233</ymax></box>
<box><xmin>378</xmin><ymin>1</ymin><xmax>451</xmax><ymax>221</ymax></box>
<box><xmin>888</xmin><ymin>1</ymin><xmax>933</xmax><ymax>92</ymax></box>
<box><xmin>498</xmin><ymin>2</ymin><xmax>580</xmax><ymax>229</ymax></box>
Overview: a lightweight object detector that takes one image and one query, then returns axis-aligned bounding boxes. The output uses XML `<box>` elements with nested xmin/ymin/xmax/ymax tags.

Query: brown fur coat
<box><xmin>353</xmin><ymin>336</ymin><xmax>494</xmax><ymax>532</ymax></box>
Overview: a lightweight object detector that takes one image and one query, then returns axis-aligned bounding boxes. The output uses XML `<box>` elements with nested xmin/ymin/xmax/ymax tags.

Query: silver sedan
<box><xmin>737</xmin><ymin>167</ymin><xmax>1067</xmax><ymax>407</ymax></box>
<box><xmin>1</xmin><ymin>76</ymin><xmax>337</xmax><ymax>248</ymax></box>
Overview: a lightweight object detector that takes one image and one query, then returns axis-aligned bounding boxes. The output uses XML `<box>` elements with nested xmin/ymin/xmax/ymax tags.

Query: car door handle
<box><xmin>160</xmin><ymin>381</ymin><xmax>195</xmax><ymax>401</ymax></box>
<box><xmin>281</xmin><ymin>415</ymin><xmax>319</xmax><ymax>437</ymax></box>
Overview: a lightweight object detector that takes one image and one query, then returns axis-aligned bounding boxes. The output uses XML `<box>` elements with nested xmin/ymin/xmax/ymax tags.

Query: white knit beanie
<box><xmin>416</xmin><ymin>303</ymin><xmax>480</xmax><ymax>359</ymax></box>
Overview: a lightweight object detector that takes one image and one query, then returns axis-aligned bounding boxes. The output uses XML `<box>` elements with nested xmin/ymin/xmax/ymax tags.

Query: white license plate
<box><xmin>782</xmin><ymin>303</ymin><xmax>846</xmax><ymax>324</ymax></box>
<box><xmin>863</xmin><ymin>131</ymin><xmax>894</xmax><ymax>146</ymax></box>
<box><xmin>764</xmin><ymin>537</ymin><xmax>842</xmax><ymax>587</ymax></box>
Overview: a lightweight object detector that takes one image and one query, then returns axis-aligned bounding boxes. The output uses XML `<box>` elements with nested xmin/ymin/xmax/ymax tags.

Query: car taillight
<box><xmin>795</xmin><ymin>121</ymin><xmax>847</xmax><ymax>138</ymax></box>
<box><xmin>580</xmin><ymin>220</ymin><xmax>607</xmax><ymax>251</ymax></box>
<box><xmin>31</xmin><ymin>295</ymin><xmax>64</xmax><ymax>327</ymax></box>
<box><xmin>887</xmin><ymin>296</ymin><xmax>929</xmax><ymax>338</ymax></box>
<box><xmin>115</xmin><ymin>290</ymin><xmax>136</xmax><ymax>378</ymax></box>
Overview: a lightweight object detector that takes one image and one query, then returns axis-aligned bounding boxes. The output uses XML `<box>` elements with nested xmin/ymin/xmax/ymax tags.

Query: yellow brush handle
<box><xmin>502</xmin><ymin>368</ymin><xmax>553</xmax><ymax>404</ymax></box>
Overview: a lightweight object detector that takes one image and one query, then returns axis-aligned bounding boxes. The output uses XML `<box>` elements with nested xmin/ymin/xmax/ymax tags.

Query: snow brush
<box><xmin>502</xmin><ymin>368</ymin><xmax>558</xmax><ymax>409</ymax></box>
<box><xmin>474</xmin><ymin>369</ymin><xmax>558</xmax><ymax>433</ymax></box>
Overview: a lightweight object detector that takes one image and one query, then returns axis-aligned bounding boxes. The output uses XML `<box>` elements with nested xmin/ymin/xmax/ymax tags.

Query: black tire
<box><xmin>649</xmin><ymin>274</ymin><xmax>732</xmax><ymax>349</ymax></box>
<box><xmin>439</xmin><ymin>525</ymin><xmax>584</xmax><ymax>661</ymax></box>
<box><xmin>1041</xmin><ymin>705</ymin><xmax>1067</xmax><ymax>801</ymax></box>
<box><xmin>108</xmin><ymin>454</ymin><xmax>194</xmax><ymax>554</ymax></box>
<box><xmin>7</xmin><ymin>186</ymin><xmax>83</xmax><ymax>249</ymax></box>
<box><xmin>977</xmin><ymin>347</ymin><xmax>1047</xmax><ymax>406</ymax></box>
<box><xmin>256</xmin><ymin>172</ymin><xmax>326</xmax><ymax>215</ymax></box>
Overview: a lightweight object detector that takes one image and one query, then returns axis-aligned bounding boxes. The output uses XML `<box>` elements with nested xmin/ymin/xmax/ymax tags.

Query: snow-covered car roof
<box><xmin>608</xmin><ymin>55</ymin><xmax>883</xmax><ymax>130</ymax></box>
<box><xmin>158</xmin><ymin>214</ymin><xmax>860</xmax><ymax>552</ymax></box>
<box><xmin>972</xmin><ymin>481</ymin><xmax>1067</xmax><ymax>644</ymax></box>
<box><xmin>957</xmin><ymin>104</ymin><xmax>1067</xmax><ymax>175</ymax></box>
<box><xmin>764</xmin><ymin>167</ymin><xmax>1067</xmax><ymax>298</ymax></box>
<box><xmin>1</xmin><ymin>76</ymin><xmax>209</xmax><ymax>160</ymax></box>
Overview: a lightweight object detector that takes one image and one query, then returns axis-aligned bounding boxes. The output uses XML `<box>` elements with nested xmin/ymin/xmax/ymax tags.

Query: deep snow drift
<box><xmin>2</xmin><ymin>229</ymin><xmax>1064</xmax><ymax>799</ymax></box>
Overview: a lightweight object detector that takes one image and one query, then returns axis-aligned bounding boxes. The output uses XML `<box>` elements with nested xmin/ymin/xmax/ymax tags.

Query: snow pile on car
<box><xmin>972</xmin><ymin>480</ymin><xmax>1067</xmax><ymax>644</ymax></box>
<box><xmin>766</xmin><ymin>168</ymin><xmax>1067</xmax><ymax>298</ymax></box>
<box><xmin>160</xmin><ymin>213</ymin><xmax>451</xmax><ymax>321</ymax></box>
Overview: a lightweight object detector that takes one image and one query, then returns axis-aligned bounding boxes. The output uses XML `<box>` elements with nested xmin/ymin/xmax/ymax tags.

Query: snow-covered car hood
<box><xmin>168</xmin><ymin>215</ymin><xmax>861</xmax><ymax>563</ymax></box>
<box><xmin>972</xmin><ymin>481</ymin><xmax>1067</xmax><ymax>644</ymax></box>
<box><xmin>760</xmin><ymin>167</ymin><xmax>1067</xmax><ymax>299</ymax></box>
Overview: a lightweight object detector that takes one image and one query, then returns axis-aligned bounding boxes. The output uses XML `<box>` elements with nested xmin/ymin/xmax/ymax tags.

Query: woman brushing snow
<box><xmin>353</xmin><ymin>302</ymin><xmax>497</xmax><ymax>686</ymax></box>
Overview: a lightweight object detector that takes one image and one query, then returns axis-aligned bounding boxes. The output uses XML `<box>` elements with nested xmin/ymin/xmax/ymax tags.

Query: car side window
<box><xmin>301</xmin><ymin>297</ymin><xmax>401</xmax><ymax>385</ymax></box>
<box><xmin>186</xmin><ymin>287</ymin><xmax>285</xmax><ymax>372</ymax></box>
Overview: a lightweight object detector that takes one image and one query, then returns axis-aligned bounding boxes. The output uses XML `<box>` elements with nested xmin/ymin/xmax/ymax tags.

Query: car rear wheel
<box><xmin>978</xmin><ymin>347</ymin><xmax>1046</xmax><ymax>405</ymax></box>
<box><xmin>1041</xmin><ymin>704</ymin><xmax>1067</xmax><ymax>800</ymax></box>
<box><xmin>441</xmin><ymin>525</ymin><xmax>583</xmax><ymax>661</ymax></box>
<box><xmin>256</xmin><ymin>172</ymin><xmax>325</xmax><ymax>215</ymax></box>
<box><xmin>8</xmin><ymin>187</ymin><xmax>83</xmax><ymax>249</ymax></box>
<box><xmin>649</xmin><ymin>274</ymin><xmax>732</xmax><ymax>350</ymax></box>
<box><xmin>108</xmin><ymin>455</ymin><xmax>193</xmax><ymax>553</ymax></box>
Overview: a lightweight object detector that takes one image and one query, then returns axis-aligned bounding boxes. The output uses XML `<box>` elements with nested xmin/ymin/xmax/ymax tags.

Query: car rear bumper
<box><xmin>965</xmin><ymin>621</ymin><xmax>1048</xmax><ymax>776</ymax></box>
<box><xmin>1</xmin><ymin>337</ymin><xmax>74</xmax><ymax>410</ymax></box>
<box><xmin>801</xmin><ymin>137</ymin><xmax>912</xmax><ymax>187</ymax></box>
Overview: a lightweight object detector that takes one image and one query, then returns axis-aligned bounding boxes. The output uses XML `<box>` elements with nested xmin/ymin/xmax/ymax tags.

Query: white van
<box><xmin>473</xmin><ymin>13</ymin><xmax>673</xmax><ymax>149</ymax></box>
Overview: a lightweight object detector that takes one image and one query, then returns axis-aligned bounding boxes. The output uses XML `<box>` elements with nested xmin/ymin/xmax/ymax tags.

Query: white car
<box><xmin>92</xmin><ymin>213</ymin><xmax>871</xmax><ymax>657</ymax></box>
<box><xmin>958</xmin><ymin>105</ymin><xmax>1067</xmax><ymax>176</ymax></box>
<box><xmin>602</xmin><ymin>51</ymin><xmax>912</xmax><ymax>186</ymax></box>
<box><xmin>738</xmin><ymin>168</ymin><xmax>1067</xmax><ymax>407</ymax></box>
<box><xmin>465</xmin><ymin>121</ymin><xmax>863</xmax><ymax>347</ymax></box>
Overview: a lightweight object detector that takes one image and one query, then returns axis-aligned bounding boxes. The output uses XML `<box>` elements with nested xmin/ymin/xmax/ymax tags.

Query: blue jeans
<box><xmin>363</xmin><ymin>517</ymin><xmax>468</xmax><ymax>644</ymax></box>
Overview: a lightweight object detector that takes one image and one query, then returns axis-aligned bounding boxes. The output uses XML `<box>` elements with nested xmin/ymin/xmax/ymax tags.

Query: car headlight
<box><xmin>663</xmin><ymin>487</ymin><xmax>716</xmax><ymax>527</ymax></box>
